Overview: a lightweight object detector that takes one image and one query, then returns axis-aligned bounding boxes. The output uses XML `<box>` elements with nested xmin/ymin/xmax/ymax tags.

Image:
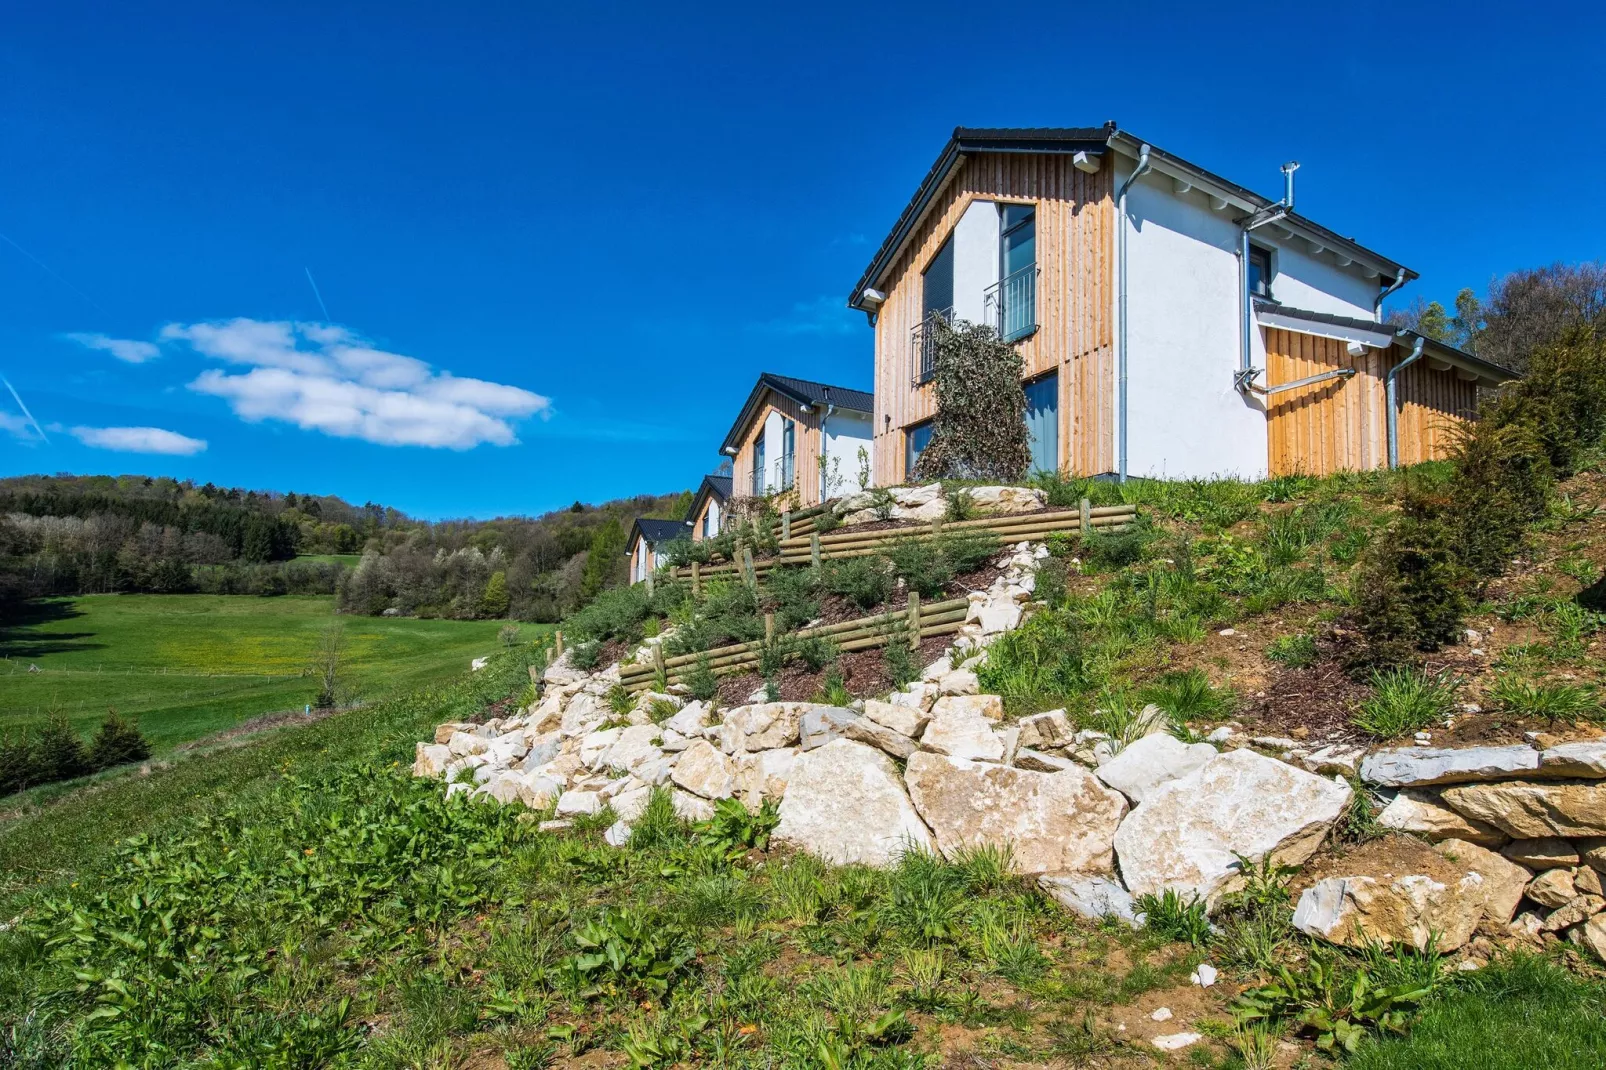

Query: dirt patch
<box><xmin>171</xmin><ymin>706</ymin><xmax>341</xmax><ymax>751</ymax></box>
<box><xmin>1293</xmin><ymin>832</ymin><xmax>1465</xmax><ymax>895</ymax></box>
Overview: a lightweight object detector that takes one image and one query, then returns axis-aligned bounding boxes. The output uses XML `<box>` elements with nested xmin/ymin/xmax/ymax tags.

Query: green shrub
<box><xmin>1352</xmin><ymin>668</ymin><xmax>1459</xmax><ymax>738</ymax></box>
<box><xmin>1136</xmin><ymin>888</ymin><xmax>1211</xmax><ymax>945</ymax></box>
<box><xmin>684</xmin><ymin>654</ymin><xmax>719</xmax><ymax>703</ymax></box>
<box><xmin>795</xmin><ymin>635</ymin><xmax>838</xmax><ymax>671</ymax></box>
<box><xmin>936</xmin><ymin>529</ymin><xmax>999</xmax><ymax>575</ymax></box>
<box><xmin>821</xmin><ymin>556</ymin><xmax>892</xmax><ymax>610</ymax></box>
<box><xmin>0</xmin><ymin>732</ymin><xmax>37</xmax><ymax>795</ymax></box>
<box><xmin>884</xmin><ymin>536</ymin><xmax>951</xmax><ymax>599</ymax></box>
<box><xmin>566</xmin><ymin>583</ymin><xmax>653</xmax><ymax>645</ymax></box>
<box><xmin>882</xmin><ymin>628</ymin><xmax>918</xmax><ymax>689</ymax></box>
<box><xmin>568</xmin><ymin>638</ymin><xmax>602</xmax><ymax>672</ymax></box>
<box><xmin>87</xmin><ymin>709</ymin><xmax>151</xmax><ymax>770</ymax></box>
<box><xmin>756</xmin><ymin>635</ymin><xmax>796</xmax><ymax>678</ymax></box>
<box><xmin>944</xmin><ymin>488</ymin><xmax>976</xmax><ymax>522</ymax></box>
<box><xmin>694</xmin><ymin>798</ymin><xmax>780</xmax><ymax>858</ymax></box>
<box><xmin>1267</xmin><ymin>632</ymin><xmax>1318</xmax><ymax>668</ymax></box>
<box><xmin>563</xmin><ymin>906</ymin><xmax>694</xmax><ymax>1001</ymax></box>
<box><xmin>764</xmin><ymin>565</ymin><xmax>820</xmax><ymax>630</ymax></box>
<box><xmin>1350</xmin><ymin>498</ymin><xmax>1471</xmax><ymax>668</ymax></box>
<box><xmin>32</xmin><ymin>712</ymin><xmax>90</xmax><ymax>783</ymax></box>
<box><xmin>1487</xmin><ymin>676</ymin><xmax>1602</xmax><ymax>721</ymax></box>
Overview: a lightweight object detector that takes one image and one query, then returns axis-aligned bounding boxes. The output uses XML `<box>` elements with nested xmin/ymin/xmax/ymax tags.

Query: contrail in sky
<box><xmin>305</xmin><ymin>267</ymin><xmax>332</xmax><ymax>322</ymax></box>
<box><xmin>2</xmin><ymin>376</ymin><xmax>50</xmax><ymax>445</ymax></box>
<box><xmin>0</xmin><ymin>229</ymin><xmax>106</xmax><ymax>313</ymax></box>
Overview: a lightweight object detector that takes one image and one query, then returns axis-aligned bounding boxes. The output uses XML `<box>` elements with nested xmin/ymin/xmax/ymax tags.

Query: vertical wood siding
<box><xmin>727</xmin><ymin>392</ymin><xmax>827</xmax><ymax>506</ymax></box>
<box><xmin>870</xmin><ymin>153</ymin><xmax>1115</xmax><ymax>485</ymax></box>
<box><xmin>1264</xmin><ymin>328</ymin><xmax>1475</xmax><ymax>476</ymax></box>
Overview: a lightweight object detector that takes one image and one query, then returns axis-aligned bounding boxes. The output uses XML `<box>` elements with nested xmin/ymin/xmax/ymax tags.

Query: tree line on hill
<box><xmin>0</xmin><ymin>473</ymin><xmax>688</xmax><ymax>624</ymax></box>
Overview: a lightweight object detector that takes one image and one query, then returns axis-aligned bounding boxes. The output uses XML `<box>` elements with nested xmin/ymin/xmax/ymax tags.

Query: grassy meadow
<box><xmin>1</xmin><ymin>594</ymin><xmax>525</xmax><ymax>751</ymax></box>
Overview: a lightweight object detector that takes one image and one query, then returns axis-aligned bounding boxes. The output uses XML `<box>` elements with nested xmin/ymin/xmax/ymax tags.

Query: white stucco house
<box><xmin>848</xmin><ymin>124</ymin><xmax>1515</xmax><ymax>483</ymax></box>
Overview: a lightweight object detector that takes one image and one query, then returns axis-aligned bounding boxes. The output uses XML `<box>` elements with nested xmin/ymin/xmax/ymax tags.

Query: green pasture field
<box><xmin>0</xmin><ymin>594</ymin><xmax>535</xmax><ymax>751</ymax></box>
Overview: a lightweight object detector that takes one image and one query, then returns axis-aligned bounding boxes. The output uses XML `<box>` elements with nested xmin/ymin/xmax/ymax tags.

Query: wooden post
<box><xmin>653</xmin><ymin>641</ymin><xmax>666</xmax><ymax>678</ymax></box>
<box><xmin>742</xmin><ymin>547</ymin><xmax>757</xmax><ymax>590</ymax></box>
<box><xmin>690</xmin><ymin>560</ymin><xmax>702</xmax><ymax>598</ymax></box>
<box><xmin>1079</xmin><ymin>497</ymin><xmax>1092</xmax><ymax>535</ymax></box>
<box><xmin>645</xmin><ymin>566</ymin><xmax>655</xmax><ymax>598</ymax></box>
<box><xmin>810</xmin><ymin>532</ymin><xmax>822</xmax><ymax>568</ymax></box>
<box><xmin>907</xmin><ymin>592</ymin><xmax>921</xmax><ymax>650</ymax></box>
<box><xmin>781</xmin><ymin>511</ymin><xmax>792</xmax><ymax>541</ymax></box>
<box><xmin>554</xmin><ymin>630</ymin><xmax>564</xmax><ymax>657</ymax></box>
<box><xmin>764</xmin><ymin>612</ymin><xmax>775</xmax><ymax>644</ymax></box>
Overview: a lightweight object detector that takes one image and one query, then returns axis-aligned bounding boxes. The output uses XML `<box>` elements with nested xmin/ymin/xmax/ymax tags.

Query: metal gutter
<box><xmin>1385</xmin><ymin>335</ymin><xmax>1426</xmax><ymax>469</ymax></box>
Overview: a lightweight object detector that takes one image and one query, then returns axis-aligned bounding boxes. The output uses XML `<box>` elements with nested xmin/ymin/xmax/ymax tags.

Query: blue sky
<box><xmin>2</xmin><ymin>1</ymin><xmax>1602</xmax><ymax>519</ymax></box>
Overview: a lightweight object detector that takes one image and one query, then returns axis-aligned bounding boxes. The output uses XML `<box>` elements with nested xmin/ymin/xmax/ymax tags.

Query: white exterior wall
<box><xmin>702</xmin><ymin>498</ymin><xmax>722</xmax><ymax>537</ymax></box>
<box><xmin>951</xmin><ymin>199</ymin><xmax>1000</xmax><ymax>324</ymax></box>
<box><xmin>820</xmin><ymin>409</ymin><xmax>874</xmax><ymax>498</ymax></box>
<box><xmin>1116</xmin><ymin>160</ymin><xmax>1268</xmax><ymax>480</ymax></box>
<box><xmin>760</xmin><ymin>410</ymin><xmax>784</xmax><ymax>493</ymax></box>
<box><xmin>1264</xmin><ymin>242</ymin><xmax>1379</xmax><ymax>319</ymax></box>
<box><xmin>1111</xmin><ymin>156</ymin><xmax>1390</xmax><ymax>481</ymax></box>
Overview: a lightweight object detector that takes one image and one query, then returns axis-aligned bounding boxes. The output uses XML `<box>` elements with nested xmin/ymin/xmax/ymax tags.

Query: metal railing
<box><xmin>984</xmin><ymin>264</ymin><xmax>1038</xmax><ymax>343</ymax></box>
<box><xmin>772</xmin><ymin>455</ymin><xmax>794</xmax><ymax>493</ymax></box>
<box><xmin>909</xmin><ymin>307</ymin><xmax>952</xmax><ymax>385</ymax></box>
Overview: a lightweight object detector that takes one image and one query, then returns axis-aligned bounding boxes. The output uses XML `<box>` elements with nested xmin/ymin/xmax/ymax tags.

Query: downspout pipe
<box><xmin>1234</xmin><ymin>203</ymin><xmax>1288</xmax><ymax>391</ymax></box>
<box><xmin>1385</xmin><ymin>334</ymin><xmax>1426</xmax><ymax>469</ymax></box>
<box><xmin>1116</xmin><ymin>143</ymin><xmax>1152</xmax><ymax>483</ymax></box>
<box><xmin>1373</xmin><ymin>267</ymin><xmax>1409</xmax><ymax>321</ymax></box>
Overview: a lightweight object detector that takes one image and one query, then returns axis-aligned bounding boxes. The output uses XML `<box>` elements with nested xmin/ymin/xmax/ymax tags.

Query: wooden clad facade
<box><xmin>1264</xmin><ymin>328</ymin><xmax>1477</xmax><ymax>476</ymax></box>
<box><xmin>869</xmin><ymin>152</ymin><xmax>1115</xmax><ymax>485</ymax></box>
<box><xmin>728</xmin><ymin>392</ymin><xmax>827</xmax><ymax>507</ymax></box>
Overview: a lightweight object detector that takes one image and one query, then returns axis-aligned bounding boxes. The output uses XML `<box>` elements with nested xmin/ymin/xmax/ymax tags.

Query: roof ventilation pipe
<box><xmin>1385</xmin><ymin>334</ymin><xmax>1426</xmax><ymax>469</ymax></box>
<box><xmin>1280</xmin><ymin>160</ymin><xmax>1300</xmax><ymax>210</ymax></box>
<box><xmin>1116</xmin><ymin>143</ymin><xmax>1152</xmax><ymax>484</ymax></box>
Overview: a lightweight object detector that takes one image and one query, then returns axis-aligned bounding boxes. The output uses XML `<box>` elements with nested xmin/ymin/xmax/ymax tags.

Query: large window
<box><xmin>990</xmin><ymin>203</ymin><xmax>1038</xmax><ymax>342</ymax></box>
<box><xmin>751</xmin><ymin>436</ymin><xmax>765</xmax><ymax>496</ymax></box>
<box><xmin>906</xmin><ymin>420</ymin><xmax>934</xmax><ymax>477</ymax></box>
<box><xmin>1248</xmin><ymin>244</ymin><xmax>1273</xmax><ymax>298</ymax></box>
<box><xmin>780</xmin><ymin>417</ymin><xmax>795</xmax><ymax>490</ymax></box>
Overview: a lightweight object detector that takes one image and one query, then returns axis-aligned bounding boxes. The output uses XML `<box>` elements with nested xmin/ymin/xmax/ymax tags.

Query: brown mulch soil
<box><xmin>716</xmin><ymin>633</ymin><xmax>954</xmax><ymax>706</ymax></box>
<box><xmin>1240</xmin><ymin>652</ymin><xmax>1373</xmax><ymax>742</ymax></box>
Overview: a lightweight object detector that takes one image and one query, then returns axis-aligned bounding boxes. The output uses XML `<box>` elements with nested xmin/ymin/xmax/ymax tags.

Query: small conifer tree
<box><xmin>89</xmin><ymin>708</ymin><xmax>152</xmax><ymax>770</ymax></box>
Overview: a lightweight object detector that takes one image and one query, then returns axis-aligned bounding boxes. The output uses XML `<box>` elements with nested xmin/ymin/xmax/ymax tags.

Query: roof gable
<box><xmin>628</xmin><ymin>517</ymin><xmax>688</xmax><ymax>550</ymax></box>
<box><xmin>686</xmin><ymin>474</ymin><xmax>732</xmax><ymax>522</ymax></box>
<box><xmin>849</xmin><ymin>124</ymin><xmax>1416</xmax><ymax>310</ymax></box>
<box><xmin>719</xmin><ymin>373</ymin><xmax>873</xmax><ymax>454</ymax></box>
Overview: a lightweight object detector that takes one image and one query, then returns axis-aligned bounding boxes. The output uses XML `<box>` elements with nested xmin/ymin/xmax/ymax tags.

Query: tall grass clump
<box><xmin>1352</xmin><ymin>668</ymin><xmax>1459</xmax><ymax>738</ymax></box>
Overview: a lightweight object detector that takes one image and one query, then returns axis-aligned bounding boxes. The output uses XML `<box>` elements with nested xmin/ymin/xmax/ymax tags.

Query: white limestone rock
<box><xmin>1115</xmin><ymin>748</ymin><xmax>1352</xmax><ymax>908</ymax></box>
<box><xmin>1441</xmin><ymin>780</ymin><xmax>1606</xmax><ymax>838</ymax></box>
<box><xmin>1094</xmin><ymin>733</ymin><xmax>1216</xmax><ymax>806</ymax></box>
<box><xmin>735</xmin><ymin>748</ymin><xmax>798</xmax><ymax>808</ymax></box>
<box><xmin>862</xmin><ymin>699</ymin><xmax>930</xmax><ymax>739</ymax></box>
<box><xmin>905</xmin><ymin>752</ymin><xmax>1127</xmax><ymax>875</ymax></box>
<box><xmin>719</xmin><ymin>702</ymin><xmax>808</xmax><ymax>754</ymax></box>
<box><xmin>670</xmin><ymin>739</ymin><xmax>738</xmax><ymax>800</ymax></box>
<box><xmin>1359</xmin><ymin>745</ymin><xmax>1539</xmax><ymax>788</ymax></box>
<box><xmin>843</xmin><ymin>716</ymin><xmax>919</xmax><ymax>760</ymax></box>
<box><xmin>662</xmin><ymin>700</ymin><xmax>712</xmax><ymax>738</ymax></box>
<box><xmin>516</xmin><ymin>772</ymin><xmax>564</xmax><ymax>810</ymax></box>
<box><xmin>1377</xmin><ymin>789</ymin><xmax>1509</xmax><ymax>847</ymax></box>
<box><xmin>671</xmin><ymin>789</ymin><xmax>714</xmax><ymax>822</ymax></box>
<box><xmin>1013</xmin><ymin>748</ymin><xmax>1076</xmax><ymax>773</ymax></box>
<box><xmin>1017</xmin><ymin>709</ymin><xmax>1075</xmax><ymax>750</ymax></box>
<box><xmin>774</xmin><ymin>739</ymin><xmax>934</xmax><ymax>867</ymax></box>
<box><xmin>1539</xmin><ymin>740</ymin><xmax>1606</xmax><ymax>778</ymax></box>
<box><xmin>555</xmin><ymin>790</ymin><xmax>602</xmax><ymax>817</ymax></box>
<box><xmin>1292</xmin><ymin>837</ymin><xmax>1490</xmax><ymax>952</ymax></box>
<box><xmin>800</xmin><ymin>706</ymin><xmax>858</xmax><ymax>751</ymax></box>
<box><xmin>579</xmin><ymin>727</ymin><xmax>622</xmax><ymax>771</ymax></box>
<box><xmin>937</xmin><ymin>669</ymin><xmax>980</xmax><ymax>696</ymax></box>
<box><xmin>1038</xmin><ymin>874</ymin><xmax>1143</xmax><ymax>928</ymax></box>
<box><xmin>446</xmin><ymin>730</ymin><xmax>490</xmax><ymax>757</ymax></box>
<box><xmin>966</xmin><ymin>485</ymin><xmax>1046</xmax><ymax>514</ymax></box>
<box><xmin>920</xmin><ymin>696</ymin><xmax>1005</xmax><ymax>761</ymax></box>
<box><xmin>413</xmin><ymin>742</ymin><xmax>452</xmax><ymax>778</ymax></box>
<box><xmin>601</xmin><ymin>724</ymin><xmax>663</xmax><ymax>773</ymax></box>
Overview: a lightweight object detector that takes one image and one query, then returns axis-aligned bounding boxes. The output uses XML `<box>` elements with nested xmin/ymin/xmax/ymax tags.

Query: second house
<box><xmin>720</xmin><ymin>373</ymin><xmax>874</xmax><ymax>508</ymax></box>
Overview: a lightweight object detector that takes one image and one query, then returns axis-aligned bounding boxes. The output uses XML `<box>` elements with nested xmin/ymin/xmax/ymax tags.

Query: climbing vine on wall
<box><xmin>913</xmin><ymin>316</ymin><xmax>1032</xmax><ymax>482</ymax></box>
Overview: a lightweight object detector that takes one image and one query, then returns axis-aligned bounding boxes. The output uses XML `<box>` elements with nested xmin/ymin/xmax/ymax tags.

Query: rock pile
<box><xmin>1303</xmin><ymin>739</ymin><xmax>1606</xmax><ymax>959</ymax></box>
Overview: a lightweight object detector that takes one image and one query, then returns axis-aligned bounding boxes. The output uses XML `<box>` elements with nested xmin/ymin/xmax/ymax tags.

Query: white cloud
<box><xmin>70</xmin><ymin>425</ymin><xmax>208</xmax><ymax>455</ymax></box>
<box><xmin>164</xmin><ymin>318</ymin><xmax>552</xmax><ymax>450</ymax></box>
<box><xmin>1</xmin><ymin>410</ymin><xmax>42</xmax><ymax>443</ymax></box>
<box><xmin>67</xmin><ymin>332</ymin><xmax>161</xmax><ymax>363</ymax></box>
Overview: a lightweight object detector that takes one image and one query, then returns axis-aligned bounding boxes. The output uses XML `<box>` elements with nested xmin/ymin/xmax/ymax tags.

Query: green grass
<box><xmin>0</xmin><ymin>647</ymin><xmax>540</xmax><ymax>917</ymax></box>
<box><xmin>293</xmin><ymin>552</ymin><xmax>362</xmax><ymax>567</ymax></box>
<box><xmin>1352</xmin><ymin>668</ymin><xmax>1461</xmax><ymax>739</ymax></box>
<box><xmin>1349</xmin><ymin>953</ymin><xmax>1606</xmax><ymax>1070</ymax></box>
<box><xmin>1</xmin><ymin>595</ymin><xmax>525</xmax><ymax>751</ymax></box>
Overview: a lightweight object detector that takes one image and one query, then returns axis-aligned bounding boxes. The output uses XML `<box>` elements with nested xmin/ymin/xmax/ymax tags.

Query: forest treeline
<box><xmin>0</xmin><ymin>474</ymin><xmax>688</xmax><ymax>622</ymax></box>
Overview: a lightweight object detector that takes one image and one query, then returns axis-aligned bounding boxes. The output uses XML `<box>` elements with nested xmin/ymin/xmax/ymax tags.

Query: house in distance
<box><xmin>718</xmin><ymin>373</ymin><xmax>874</xmax><ymax>507</ymax></box>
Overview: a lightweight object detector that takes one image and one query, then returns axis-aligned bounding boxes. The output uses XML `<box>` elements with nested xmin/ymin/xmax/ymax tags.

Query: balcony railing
<box><xmin>984</xmin><ymin>264</ymin><xmax>1039</xmax><ymax>343</ymax></box>
<box><xmin>909</xmin><ymin>307</ymin><xmax>952</xmax><ymax>386</ymax></box>
<box><xmin>772</xmin><ymin>455</ymin><xmax>795</xmax><ymax>493</ymax></box>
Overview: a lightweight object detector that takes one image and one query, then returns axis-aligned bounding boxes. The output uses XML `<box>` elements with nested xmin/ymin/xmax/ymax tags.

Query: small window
<box><xmin>1248</xmin><ymin>245</ymin><xmax>1273</xmax><ymax>298</ymax></box>
<box><xmin>906</xmin><ymin>421</ymin><xmax>934</xmax><ymax>477</ymax></box>
<box><xmin>1000</xmin><ymin>204</ymin><xmax>1036</xmax><ymax>278</ymax></box>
